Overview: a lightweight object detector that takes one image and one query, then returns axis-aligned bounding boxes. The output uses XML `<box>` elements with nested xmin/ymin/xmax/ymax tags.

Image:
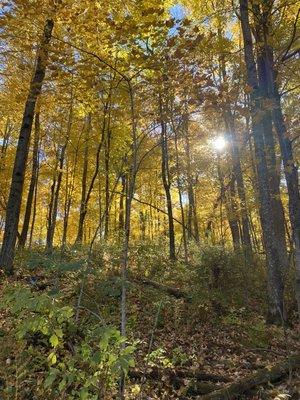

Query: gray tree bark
<box><xmin>239</xmin><ymin>0</ymin><xmax>285</xmax><ymax>323</ymax></box>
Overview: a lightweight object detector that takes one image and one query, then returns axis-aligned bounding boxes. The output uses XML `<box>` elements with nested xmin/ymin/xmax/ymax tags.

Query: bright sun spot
<box><xmin>212</xmin><ymin>136</ymin><xmax>227</xmax><ymax>151</ymax></box>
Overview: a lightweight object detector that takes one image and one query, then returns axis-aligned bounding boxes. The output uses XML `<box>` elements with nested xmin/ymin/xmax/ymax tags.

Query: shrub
<box><xmin>0</xmin><ymin>286</ymin><xmax>135</xmax><ymax>399</ymax></box>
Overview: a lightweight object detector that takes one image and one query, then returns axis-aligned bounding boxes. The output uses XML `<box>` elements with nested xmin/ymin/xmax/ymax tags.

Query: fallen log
<box><xmin>129</xmin><ymin>366</ymin><xmax>231</xmax><ymax>383</ymax></box>
<box><xmin>186</xmin><ymin>382</ymin><xmax>219</xmax><ymax>396</ymax></box>
<box><xmin>198</xmin><ymin>355</ymin><xmax>300</xmax><ymax>400</ymax></box>
<box><xmin>131</xmin><ymin>276</ymin><xmax>192</xmax><ymax>301</ymax></box>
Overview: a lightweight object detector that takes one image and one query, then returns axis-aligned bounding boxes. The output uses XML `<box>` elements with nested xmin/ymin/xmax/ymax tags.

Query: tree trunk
<box><xmin>46</xmin><ymin>140</ymin><xmax>67</xmax><ymax>253</ymax></box>
<box><xmin>159</xmin><ymin>95</ymin><xmax>176</xmax><ymax>261</ymax></box>
<box><xmin>200</xmin><ymin>355</ymin><xmax>300</xmax><ymax>400</ymax></box>
<box><xmin>61</xmin><ymin>157</ymin><xmax>70</xmax><ymax>249</ymax></box>
<box><xmin>119</xmin><ymin>83</ymin><xmax>138</xmax><ymax>399</ymax></box>
<box><xmin>29</xmin><ymin>168</ymin><xmax>39</xmax><ymax>248</ymax></box>
<box><xmin>46</xmin><ymin>157</ymin><xmax>57</xmax><ymax>251</ymax></box>
<box><xmin>273</xmin><ymin>86</ymin><xmax>300</xmax><ymax>319</ymax></box>
<box><xmin>223</xmin><ymin>110</ymin><xmax>252</xmax><ymax>255</ymax></box>
<box><xmin>0</xmin><ymin>19</ymin><xmax>53</xmax><ymax>274</ymax></box>
<box><xmin>227</xmin><ymin>178</ymin><xmax>241</xmax><ymax>250</ymax></box>
<box><xmin>118</xmin><ymin>175</ymin><xmax>126</xmax><ymax>235</ymax></box>
<box><xmin>76</xmin><ymin>115</ymin><xmax>91</xmax><ymax>245</ymax></box>
<box><xmin>255</xmin><ymin>21</ymin><xmax>288</xmax><ymax>277</ymax></box>
<box><xmin>239</xmin><ymin>0</ymin><xmax>285</xmax><ymax>323</ymax></box>
<box><xmin>253</xmin><ymin>1</ymin><xmax>300</xmax><ymax>319</ymax></box>
<box><xmin>184</xmin><ymin>114</ymin><xmax>200</xmax><ymax>243</ymax></box>
<box><xmin>104</xmin><ymin>128</ymin><xmax>111</xmax><ymax>240</ymax></box>
<box><xmin>75</xmin><ymin>108</ymin><xmax>107</xmax><ymax>244</ymax></box>
<box><xmin>18</xmin><ymin>111</ymin><xmax>40</xmax><ymax>249</ymax></box>
<box><xmin>62</xmin><ymin>90</ymin><xmax>77</xmax><ymax>249</ymax></box>
<box><xmin>173</xmin><ymin>123</ymin><xmax>188</xmax><ymax>263</ymax></box>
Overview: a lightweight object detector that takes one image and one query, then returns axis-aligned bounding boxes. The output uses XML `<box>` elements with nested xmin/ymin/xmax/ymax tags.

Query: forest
<box><xmin>0</xmin><ymin>0</ymin><xmax>299</xmax><ymax>399</ymax></box>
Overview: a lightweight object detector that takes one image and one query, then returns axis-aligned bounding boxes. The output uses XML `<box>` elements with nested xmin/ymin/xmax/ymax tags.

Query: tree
<box><xmin>0</xmin><ymin>18</ymin><xmax>54</xmax><ymax>274</ymax></box>
<box><xmin>18</xmin><ymin>111</ymin><xmax>40</xmax><ymax>249</ymax></box>
<box><xmin>239</xmin><ymin>0</ymin><xmax>286</xmax><ymax>323</ymax></box>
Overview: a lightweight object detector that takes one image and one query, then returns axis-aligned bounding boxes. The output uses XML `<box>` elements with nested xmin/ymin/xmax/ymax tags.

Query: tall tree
<box><xmin>159</xmin><ymin>93</ymin><xmax>176</xmax><ymax>261</ymax></box>
<box><xmin>253</xmin><ymin>1</ymin><xmax>300</xmax><ymax>319</ymax></box>
<box><xmin>239</xmin><ymin>0</ymin><xmax>286</xmax><ymax>323</ymax></box>
<box><xmin>18</xmin><ymin>111</ymin><xmax>40</xmax><ymax>249</ymax></box>
<box><xmin>0</xmin><ymin>18</ymin><xmax>54</xmax><ymax>274</ymax></box>
<box><xmin>76</xmin><ymin>115</ymin><xmax>91</xmax><ymax>245</ymax></box>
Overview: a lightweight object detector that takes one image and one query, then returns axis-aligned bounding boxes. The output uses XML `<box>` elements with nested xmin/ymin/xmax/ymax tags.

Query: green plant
<box><xmin>0</xmin><ymin>286</ymin><xmax>135</xmax><ymax>399</ymax></box>
<box><xmin>146</xmin><ymin>347</ymin><xmax>172</xmax><ymax>368</ymax></box>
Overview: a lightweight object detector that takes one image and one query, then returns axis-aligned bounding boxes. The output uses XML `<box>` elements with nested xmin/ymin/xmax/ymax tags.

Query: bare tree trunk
<box><xmin>120</xmin><ymin>83</ymin><xmax>138</xmax><ymax>399</ymax></box>
<box><xmin>223</xmin><ymin>110</ymin><xmax>252</xmax><ymax>255</ymax></box>
<box><xmin>217</xmin><ymin>154</ymin><xmax>240</xmax><ymax>248</ymax></box>
<box><xmin>183</xmin><ymin>114</ymin><xmax>200</xmax><ymax>243</ymax></box>
<box><xmin>239</xmin><ymin>0</ymin><xmax>285</xmax><ymax>323</ymax></box>
<box><xmin>75</xmin><ymin>107</ymin><xmax>108</xmax><ymax>244</ymax></box>
<box><xmin>0</xmin><ymin>119</ymin><xmax>12</xmax><ymax>221</ymax></box>
<box><xmin>174</xmin><ymin>124</ymin><xmax>189</xmax><ymax>263</ymax></box>
<box><xmin>61</xmin><ymin>81</ymin><xmax>78</xmax><ymax>249</ymax></box>
<box><xmin>0</xmin><ymin>19</ymin><xmax>53</xmax><ymax>274</ymax></box>
<box><xmin>228</xmin><ymin>178</ymin><xmax>241</xmax><ymax>250</ymax></box>
<box><xmin>18</xmin><ymin>111</ymin><xmax>40</xmax><ymax>249</ymax></box>
<box><xmin>273</xmin><ymin>86</ymin><xmax>300</xmax><ymax>319</ymax></box>
<box><xmin>29</xmin><ymin>167</ymin><xmax>39</xmax><ymax>248</ymax></box>
<box><xmin>159</xmin><ymin>94</ymin><xmax>176</xmax><ymax>261</ymax></box>
<box><xmin>254</xmin><ymin>20</ymin><xmax>288</xmax><ymax>276</ymax></box>
<box><xmin>46</xmin><ymin>155</ymin><xmax>57</xmax><ymax>251</ymax></box>
<box><xmin>76</xmin><ymin>115</ymin><xmax>91</xmax><ymax>245</ymax></box>
<box><xmin>254</xmin><ymin>3</ymin><xmax>300</xmax><ymax>319</ymax></box>
<box><xmin>104</xmin><ymin>129</ymin><xmax>111</xmax><ymax>240</ymax></box>
<box><xmin>118</xmin><ymin>175</ymin><xmax>126</xmax><ymax>235</ymax></box>
<box><xmin>46</xmin><ymin>138</ymin><xmax>68</xmax><ymax>253</ymax></box>
<box><xmin>62</xmin><ymin>157</ymin><xmax>70</xmax><ymax>249</ymax></box>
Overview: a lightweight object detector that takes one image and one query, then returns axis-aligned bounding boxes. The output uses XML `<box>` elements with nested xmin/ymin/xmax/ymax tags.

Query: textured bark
<box><xmin>273</xmin><ymin>86</ymin><xmax>300</xmax><ymax>319</ymax></box>
<box><xmin>0</xmin><ymin>19</ymin><xmax>53</xmax><ymax>274</ymax></box>
<box><xmin>18</xmin><ymin>112</ymin><xmax>40</xmax><ymax>249</ymax></box>
<box><xmin>255</xmin><ymin>3</ymin><xmax>300</xmax><ymax>320</ymax></box>
<box><xmin>239</xmin><ymin>0</ymin><xmax>285</xmax><ymax>323</ymax></box>
<box><xmin>255</xmin><ymin>20</ymin><xmax>288</xmax><ymax>277</ymax></box>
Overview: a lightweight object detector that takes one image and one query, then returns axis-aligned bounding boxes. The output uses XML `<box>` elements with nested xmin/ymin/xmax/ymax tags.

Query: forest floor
<box><xmin>125</xmin><ymin>279</ymin><xmax>299</xmax><ymax>399</ymax></box>
<box><xmin>0</xmin><ymin>248</ymin><xmax>299</xmax><ymax>399</ymax></box>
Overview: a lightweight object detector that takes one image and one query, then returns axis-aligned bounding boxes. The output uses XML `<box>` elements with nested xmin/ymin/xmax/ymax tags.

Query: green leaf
<box><xmin>44</xmin><ymin>370</ymin><xmax>58</xmax><ymax>388</ymax></box>
<box><xmin>79</xmin><ymin>388</ymin><xmax>89</xmax><ymax>399</ymax></box>
<box><xmin>49</xmin><ymin>334</ymin><xmax>59</xmax><ymax>348</ymax></box>
<box><xmin>48</xmin><ymin>352</ymin><xmax>57</xmax><ymax>365</ymax></box>
<box><xmin>58</xmin><ymin>378</ymin><xmax>67</xmax><ymax>392</ymax></box>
